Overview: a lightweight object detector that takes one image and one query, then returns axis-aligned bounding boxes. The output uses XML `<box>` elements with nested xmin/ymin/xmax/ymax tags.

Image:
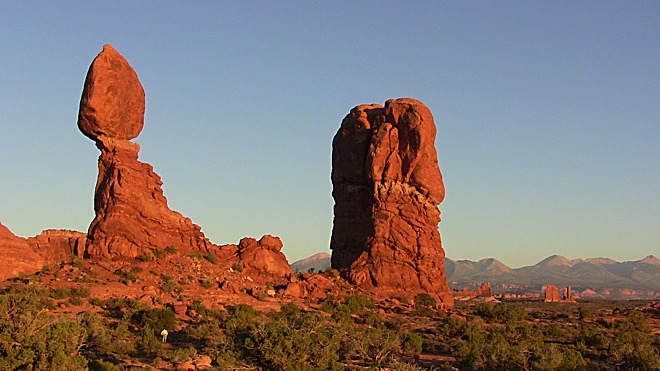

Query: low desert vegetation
<box><xmin>0</xmin><ymin>281</ymin><xmax>657</xmax><ymax>370</ymax></box>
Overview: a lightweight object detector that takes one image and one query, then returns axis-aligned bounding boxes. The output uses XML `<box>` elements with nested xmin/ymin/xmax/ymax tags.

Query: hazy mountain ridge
<box><xmin>292</xmin><ymin>254</ymin><xmax>660</xmax><ymax>293</ymax></box>
<box><xmin>448</xmin><ymin>255</ymin><xmax>659</xmax><ymax>292</ymax></box>
<box><xmin>290</xmin><ymin>252</ymin><xmax>331</xmax><ymax>273</ymax></box>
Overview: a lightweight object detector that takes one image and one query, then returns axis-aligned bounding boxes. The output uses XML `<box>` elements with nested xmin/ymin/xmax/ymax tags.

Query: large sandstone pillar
<box><xmin>331</xmin><ymin>98</ymin><xmax>453</xmax><ymax>307</ymax></box>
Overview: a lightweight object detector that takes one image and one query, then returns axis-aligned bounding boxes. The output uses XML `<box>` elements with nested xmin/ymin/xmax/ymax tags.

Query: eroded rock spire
<box><xmin>331</xmin><ymin>98</ymin><xmax>453</xmax><ymax>307</ymax></box>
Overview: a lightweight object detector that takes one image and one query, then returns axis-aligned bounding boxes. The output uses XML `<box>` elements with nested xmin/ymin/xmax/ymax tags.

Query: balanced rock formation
<box><xmin>330</xmin><ymin>98</ymin><xmax>452</xmax><ymax>307</ymax></box>
<box><xmin>79</xmin><ymin>45</ymin><xmax>214</xmax><ymax>257</ymax></box>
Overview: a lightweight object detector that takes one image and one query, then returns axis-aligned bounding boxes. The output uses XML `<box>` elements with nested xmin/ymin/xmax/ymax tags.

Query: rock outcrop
<box><xmin>78</xmin><ymin>45</ymin><xmax>214</xmax><ymax>257</ymax></box>
<box><xmin>27</xmin><ymin>229</ymin><xmax>87</xmax><ymax>262</ymax></box>
<box><xmin>330</xmin><ymin>98</ymin><xmax>452</xmax><ymax>307</ymax></box>
<box><xmin>0</xmin><ymin>222</ymin><xmax>45</xmax><ymax>280</ymax></box>
<box><xmin>236</xmin><ymin>235</ymin><xmax>292</xmax><ymax>277</ymax></box>
<box><xmin>544</xmin><ymin>284</ymin><xmax>561</xmax><ymax>302</ymax></box>
<box><xmin>210</xmin><ymin>235</ymin><xmax>293</xmax><ymax>278</ymax></box>
<box><xmin>452</xmin><ymin>282</ymin><xmax>493</xmax><ymax>298</ymax></box>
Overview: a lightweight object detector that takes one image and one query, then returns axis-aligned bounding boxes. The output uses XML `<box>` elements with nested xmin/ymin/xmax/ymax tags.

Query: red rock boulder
<box><xmin>544</xmin><ymin>284</ymin><xmax>561</xmax><ymax>302</ymax></box>
<box><xmin>330</xmin><ymin>98</ymin><xmax>452</xmax><ymax>307</ymax></box>
<box><xmin>235</xmin><ymin>236</ymin><xmax>293</xmax><ymax>277</ymax></box>
<box><xmin>78</xmin><ymin>44</ymin><xmax>145</xmax><ymax>142</ymax></box>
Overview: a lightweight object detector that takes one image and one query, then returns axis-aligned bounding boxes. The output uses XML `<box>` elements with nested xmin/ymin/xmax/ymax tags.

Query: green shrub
<box><xmin>80</xmin><ymin>311</ymin><xmax>112</xmax><ymax>353</ymax></box>
<box><xmin>451</xmin><ymin>322</ymin><xmax>552</xmax><ymax>370</ymax></box>
<box><xmin>162</xmin><ymin>280</ymin><xmax>178</xmax><ymax>293</ymax></box>
<box><xmin>139</xmin><ymin>324</ymin><xmax>162</xmax><ymax>352</ymax></box>
<box><xmin>88</xmin><ymin>359</ymin><xmax>121</xmax><ymax>371</ymax></box>
<box><xmin>69</xmin><ymin>296</ymin><xmax>84</xmax><ymax>305</ymax></box>
<box><xmin>232</xmin><ymin>262</ymin><xmax>243</xmax><ymax>272</ymax></box>
<box><xmin>114</xmin><ymin>269</ymin><xmax>139</xmax><ymax>284</ymax></box>
<box><xmin>188</xmin><ymin>252</ymin><xmax>203</xmax><ymax>260</ymax></box>
<box><xmin>608</xmin><ymin>314</ymin><xmax>660</xmax><ymax>369</ymax></box>
<box><xmin>402</xmin><ymin>333</ymin><xmax>423</xmax><ymax>357</ymax></box>
<box><xmin>544</xmin><ymin>323</ymin><xmax>564</xmax><ymax>337</ymax></box>
<box><xmin>103</xmin><ymin>297</ymin><xmax>143</xmax><ymax>311</ymax></box>
<box><xmin>200</xmin><ymin>279</ymin><xmax>214</xmax><ymax>289</ymax></box>
<box><xmin>233</xmin><ymin>307</ymin><xmax>342</xmax><ymax>370</ymax></box>
<box><xmin>0</xmin><ymin>289</ymin><xmax>88</xmax><ymax>370</ymax></box>
<box><xmin>170</xmin><ymin>346</ymin><xmax>197</xmax><ymax>363</ymax></box>
<box><xmin>345</xmin><ymin>294</ymin><xmax>375</xmax><ymax>314</ymax></box>
<box><xmin>414</xmin><ymin>293</ymin><xmax>436</xmax><ymax>309</ymax></box>
<box><xmin>153</xmin><ymin>248</ymin><xmax>166</xmax><ymax>258</ymax></box>
<box><xmin>475</xmin><ymin>302</ymin><xmax>527</xmax><ymax>323</ymax></box>
<box><xmin>577</xmin><ymin>305</ymin><xmax>590</xmax><ymax>320</ymax></box>
<box><xmin>278</xmin><ymin>301</ymin><xmax>301</xmax><ymax>319</ymax></box>
<box><xmin>342</xmin><ymin>326</ymin><xmax>401</xmax><ymax>366</ymax></box>
<box><xmin>112</xmin><ymin>320</ymin><xmax>131</xmax><ymax>339</ymax></box>
<box><xmin>203</xmin><ymin>252</ymin><xmax>219</xmax><ymax>265</ymax></box>
<box><xmin>51</xmin><ymin>287</ymin><xmax>72</xmax><ymax>299</ymax></box>
<box><xmin>165</xmin><ymin>245</ymin><xmax>178</xmax><ymax>254</ymax></box>
<box><xmin>138</xmin><ymin>253</ymin><xmax>153</xmax><ymax>262</ymax></box>
<box><xmin>71</xmin><ymin>256</ymin><xmax>84</xmax><ymax>269</ymax></box>
<box><xmin>580</xmin><ymin>325</ymin><xmax>609</xmax><ymax>347</ymax></box>
<box><xmin>134</xmin><ymin>307</ymin><xmax>177</xmax><ymax>331</ymax></box>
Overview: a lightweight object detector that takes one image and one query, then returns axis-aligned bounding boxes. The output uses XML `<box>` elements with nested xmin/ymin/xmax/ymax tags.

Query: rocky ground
<box><xmin>2</xmin><ymin>254</ymin><xmax>658</xmax><ymax>370</ymax></box>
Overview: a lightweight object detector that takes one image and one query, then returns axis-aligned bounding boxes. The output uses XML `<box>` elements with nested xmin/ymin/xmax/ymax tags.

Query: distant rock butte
<box><xmin>330</xmin><ymin>98</ymin><xmax>452</xmax><ymax>307</ymax></box>
<box><xmin>544</xmin><ymin>284</ymin><xmax>561</xmax><ymax>302</ymax></box>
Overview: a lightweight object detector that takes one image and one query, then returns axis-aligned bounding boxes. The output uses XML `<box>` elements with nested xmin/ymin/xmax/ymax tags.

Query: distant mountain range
<box><xmin>291</xmin><ymin>252</ymin><xmax>331</xmax><ymax>273</ymax></box>
<box><xmin>445</xmin><ymin>254</ymin><xmax>660</xmax><ymax>291</ymax></box>
<box><xmin>291</xmin><ymin>253</ymin><xmax>660</xmax><ymax>294</ymax></box>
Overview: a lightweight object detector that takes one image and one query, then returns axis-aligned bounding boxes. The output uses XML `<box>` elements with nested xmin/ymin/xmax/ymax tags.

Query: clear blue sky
<box><xmin>1</xmin><ymin>2</ymin><xmax>658</xmax><ymax>267</ymax></box>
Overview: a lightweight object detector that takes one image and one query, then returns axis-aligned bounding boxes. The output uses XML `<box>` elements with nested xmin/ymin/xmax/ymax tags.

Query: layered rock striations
<box><xmin>79</xmin><ymin>45</ymin><xmax>214</xmax><ymax>258</ymax></box>
<box><xmin>211</xmin><ymin>235</ymin><xmax>293</xmax><ymax>277</ymax></box>
<box><xmin>0</xmin><ymin>222</ymin><xmax>45</xmax><ymax>280</ymax></box>
<box><xmin>331</xmin><ymin>98</ymin><xmax>452</xmax><ymax>306</ymax></box>
<box><xmin>27</xmin><ymin>229</ymin><xmax>87</xmax><ymax>262</ymax></box>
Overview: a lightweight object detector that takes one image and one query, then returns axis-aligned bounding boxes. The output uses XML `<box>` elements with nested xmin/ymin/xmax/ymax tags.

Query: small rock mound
<box><xmin>27</xmin><ymin>229</ymin><xmax>86</xmax><ymax>262</ymax></box>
